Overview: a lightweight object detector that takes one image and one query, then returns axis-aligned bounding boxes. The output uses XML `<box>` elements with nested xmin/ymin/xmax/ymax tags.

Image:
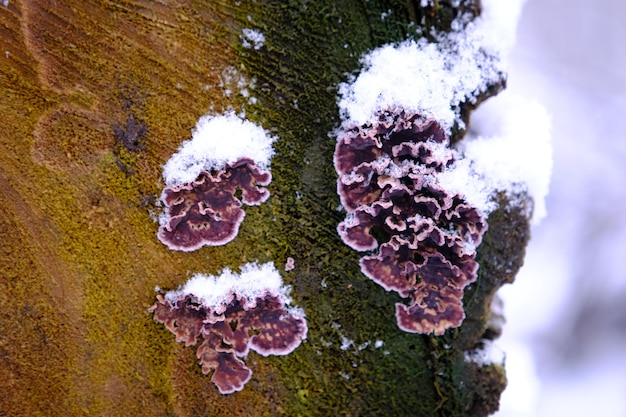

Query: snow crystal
<box><xmin>340</xmin><ymin>335</ymin><xmax>355</xmax><ymax>351</ymax></box>
<box><xmin>163</xmin><ymin>262</ymin><xmax>295</xmax><ymax>312</ymax></box>
<box><xmin>241</xmin><ymin>28</ymin><xmax>265</xmax><ymax>50</ymax></box>
<box><xmin>464</xmin><ymin>340</ymin><xmax>505</xmax><ymax>367</ymax></box>
<box><xmin>162</xmin><ymin>112</ymin><xmax>276</xmax><ymax>186</ymax></box>
<box><xmin>338</xmin><ymin>0</ymin><xmax>525</xmax><ymax>132</ymax></box>
<box><xmin>219</xmin><ymin>66</ymin><xmax>255</xmax><ymax>100</ymax></box>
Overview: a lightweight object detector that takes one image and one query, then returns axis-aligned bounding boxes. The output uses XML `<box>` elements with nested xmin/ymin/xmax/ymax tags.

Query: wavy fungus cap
<box><xmin>158</xmin><ymin>112</ymin><xmax>276</xmax><ymax>252</ymax></box>
<box><xmin>334</xmin><ymin>110</ymin><xmax>487</xmax><ymax>335</ymax></box>
<box><xmin>157</xmin><ymin>158</ymin><xmax>271</xmax><ymax>251</ymax></box>
<box><xmin>150</xmin><ymin>262</ymin><xmax>307</xmax><ymax>394</ymax></box>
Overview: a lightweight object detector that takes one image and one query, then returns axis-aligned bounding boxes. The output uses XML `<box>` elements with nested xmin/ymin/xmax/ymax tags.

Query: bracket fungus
<box><xmin>158</xmin><ymin>157</ymin><xmax>271</xmax><ymax>251</ymax></box>
<box><xmin>334</xmin><ymin>110</ymin><xmax>487</xmax><ymax>335</ymax></box>
<box><xmin>150</xmin><ymin>262</ymin><xmax>307</xmax><ymax>394</ymax></box>
<box><xmin>158</xmin><ymin>112</ymin><xmax>276</xmax><ymax>251</ymax></box>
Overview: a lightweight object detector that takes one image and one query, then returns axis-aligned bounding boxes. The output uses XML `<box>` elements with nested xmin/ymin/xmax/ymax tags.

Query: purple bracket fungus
<box><xmin>334</xmin><ymin>110</ymin><xmax>487</xmax><ymax>335</ymax></box>
<box><xmin>149</xmin><ymin>262</ymin><xmax>307</xmax><ymax>394</ymax></box>
<box><xmin>157</xmin><ymin>157</ymin><xmax>271</xmax><ymax>251</ymax></box>
<box><xmin>158</xmin><ymin>112</ymin><xmax>277</xmax><ymax>251</ymax></box>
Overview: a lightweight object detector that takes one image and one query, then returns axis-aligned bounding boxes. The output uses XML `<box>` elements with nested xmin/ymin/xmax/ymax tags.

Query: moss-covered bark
<box><xmin>0</xmin><ymin>1</ymin><xmax>528</xmax><ymax>416</ymax></box>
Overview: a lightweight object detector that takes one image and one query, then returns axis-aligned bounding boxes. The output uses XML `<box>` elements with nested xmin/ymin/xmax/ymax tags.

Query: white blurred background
<box><xmin>494</xmin><ymin>0</ymin><xmax>626</xmax><ymax>416</ymax></box>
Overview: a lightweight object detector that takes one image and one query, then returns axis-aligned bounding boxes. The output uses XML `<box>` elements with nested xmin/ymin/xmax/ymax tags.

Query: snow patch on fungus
<box><xmin>150</xmin><ymin>262</ymin><xmax>307</xmax><ymax>395</ymax></box>
<box><xmin>334</xmin><ymin>111</ymin><xmax>487</xmax><ymax>335</ymax></box>
<box><xmin>158</xmin><ymin>112</ymin><xmax>276</xmax><ymax>251</ymax></box>
<box><xmin>163</xmin><ymin>262</ymin><xmax>287</xmax><ymax>308</ymax></box>
<box><xmin>337</xmin><ymin>0</ymin><xmax>524</xmax><ymax>133</ymax></box>
<box><xmin>162</xmin><ymin>112</ymin><xmax>275</xmax><ymax>187</ymax></box>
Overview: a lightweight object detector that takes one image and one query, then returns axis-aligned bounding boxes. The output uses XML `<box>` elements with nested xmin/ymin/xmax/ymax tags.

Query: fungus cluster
<box><xmin>150</xmin><ymin>262</ymin><xmax>307</xmax><ymax>394</ymax></box>
<box><xmin>334</xmin><ymin>110</ymin><xmax>487</xmax><ymax>335</ymax></box>
<box><xmin>158</xmin><ymin>112</ymin><xmax>276</xmax><ymax>251</ymax></box>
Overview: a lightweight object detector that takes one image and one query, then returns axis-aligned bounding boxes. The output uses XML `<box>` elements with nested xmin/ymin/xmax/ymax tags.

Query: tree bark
<box><xmin>0</xmin><ymin>1</ymin><xmax>530</xmax><ymax>416</ymax></box>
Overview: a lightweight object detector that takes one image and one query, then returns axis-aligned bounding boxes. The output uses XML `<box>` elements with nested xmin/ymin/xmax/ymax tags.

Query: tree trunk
<box><xmin>0</xmin><ymin>1</ymin><xmax>530</xmax><ymax>416</ymax></box>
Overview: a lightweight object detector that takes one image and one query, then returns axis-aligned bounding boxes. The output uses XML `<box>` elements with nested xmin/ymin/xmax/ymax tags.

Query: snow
<box><xmin>340</xmin><ymin>335</ymin><xmax>354</xmax><ymax>351</ymax></box>
<box><xmin>441</xmin><ymin>92</ymin><xmax>553</xmax><ymax>223</ymax></box>
<box><xmin>162</xmin><ymin>111</ymin><xmax>276</xmax><ymax>186</ymax></box>
<box><xmin>163</xmin><ymin>262</ymin><xmax>296</xmax><ymax>314</ymax></box>
<box><xmin>464</xmin><ymin>340</ymin><xmax>505</xmax><ymax>367</ymax></box>
<box><xmin>337</xmin><ymin>0</ymin><xmax>524</xmax><ymax>132</ymax></box>
<box><xmin>465</xmin><ymin>94</ymin><xmax>551</xmax><ymax>221</ymax></box>
<box><xmin>241</xmin><ymin>28</ymin><xmax>265</xmax><ymax>50</ymax></box>
<box><xmin>435</xmin><ymin>158</ymin><xmax>498</xmax><ymax>215</ymax></box>
<box><xmin>433</xmin><ymin>0</ymin><xmax>550</xmax><ymax>222</ymax></box>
